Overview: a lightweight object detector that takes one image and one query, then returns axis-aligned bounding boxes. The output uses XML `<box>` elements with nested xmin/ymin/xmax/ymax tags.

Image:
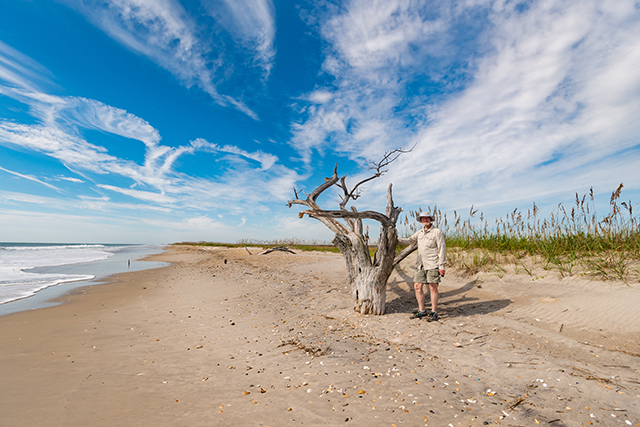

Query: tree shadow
<box><xmin>440</xmin><ymin>297</ymin><xmax>512</xmax><ymax>319</ymax></box>
<box><xmin>385</xmin><ymin>272</ymin><xmax>512</xmax><ymax>318</ymax></box>
<box><xmin>384</xmin><ymin>264</ymin><xmax>415</xmax><ymax>314</ymax></box>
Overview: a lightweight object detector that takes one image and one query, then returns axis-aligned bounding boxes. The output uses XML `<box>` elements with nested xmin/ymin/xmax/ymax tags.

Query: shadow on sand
<box><xmin>385</xmin><ymin>265</ymin><xmax>511</xmax><ymax>318</ymax></box>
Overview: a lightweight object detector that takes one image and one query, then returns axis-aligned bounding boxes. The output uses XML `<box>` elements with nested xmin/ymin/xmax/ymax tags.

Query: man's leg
<box><xmin>429</xmin><ymin>283</ymin><xmax>439</xmax><ymax>313</ymax></box>
<box><xmin>414</xmin><ymin>282</ymin><xmax>426</xmax><ymax>311</ymax></box>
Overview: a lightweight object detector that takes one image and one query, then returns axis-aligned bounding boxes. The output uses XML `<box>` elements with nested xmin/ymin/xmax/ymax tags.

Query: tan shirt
<box><xmin>406</xmin><ymin>227</ymin><xmax>446</xmax><ymax>270</ymax></box>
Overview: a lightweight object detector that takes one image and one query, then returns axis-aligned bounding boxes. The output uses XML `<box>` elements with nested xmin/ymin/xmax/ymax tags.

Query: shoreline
<box><xmin>1</xmin><ymin>245</ymin><xmax>638</xmax><ymax>426</ymax></box>
<box><xmin>0</xmin><ymin>244</ymin><xmax>168</xmax><ymax>317</ymax></box>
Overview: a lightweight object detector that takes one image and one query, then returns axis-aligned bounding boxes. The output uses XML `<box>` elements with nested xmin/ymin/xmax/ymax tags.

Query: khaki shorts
<box><xmin>414</xmin><ymin>268</ymin><xmax>441</xmax><ymax>284</ymax></box>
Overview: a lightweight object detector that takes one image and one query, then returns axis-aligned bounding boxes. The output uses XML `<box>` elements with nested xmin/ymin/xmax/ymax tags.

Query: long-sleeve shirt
<box><xmin>404</xmin><ymin>227</ymin><xmax>446</xmax><ymax>270</ymax></box>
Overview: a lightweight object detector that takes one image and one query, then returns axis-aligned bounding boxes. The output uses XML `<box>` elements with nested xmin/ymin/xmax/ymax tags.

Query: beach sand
<box><xmin>1</xmin><ymin>245</ymin><xmax>639</xmax><ymax>426</ymax></box>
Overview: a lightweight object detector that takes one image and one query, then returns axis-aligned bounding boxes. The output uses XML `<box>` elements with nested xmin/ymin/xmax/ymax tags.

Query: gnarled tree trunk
<box><xmin>288</xmin><ymin>151</ymin><xmax>413</xmax><ymax>315</ymax></box>
<box><xmin>331</xmin><ymin>207</ymin><xmax>398</xmax><ymax>314</ymax></box>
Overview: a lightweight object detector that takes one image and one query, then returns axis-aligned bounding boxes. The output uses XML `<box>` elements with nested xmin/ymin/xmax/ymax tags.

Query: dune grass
<box><xmin>400</xmin><ymin>184</ymin><xmax>639</xmax><ymax>283</ymax></box>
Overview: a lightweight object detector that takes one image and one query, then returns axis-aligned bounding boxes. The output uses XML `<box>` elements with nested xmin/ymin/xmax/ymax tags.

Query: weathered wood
<box><xmin>288</xmin><ymin>150</ymin><xmax>411</xmax><ymax>315</ymax></box>
<box><xmin>394</xmin><ymin>240</ymin><xmax>418</xmax><ymax>265</ymax></box>
<box><xmin>257</xmin><ymin>246</ymin><xmax>296</xmax><ymax>255</ymax></box>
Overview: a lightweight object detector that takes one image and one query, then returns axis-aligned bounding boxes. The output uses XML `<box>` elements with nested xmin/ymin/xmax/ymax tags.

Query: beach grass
<box><xmin>400</xmin><ymin>183</ymin><xmax>639</xmax><ymax>283</ymax></box>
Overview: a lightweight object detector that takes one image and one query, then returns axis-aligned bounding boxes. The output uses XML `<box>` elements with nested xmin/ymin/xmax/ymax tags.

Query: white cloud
<box><xmin>0</xmin><ymin>189</ymin><xmax>173</xmax><ymax>215</ymax></box>
<box><xmin>387</xmin><ymin>0</ymin><xmax>640</xmax><ymax>205</ymax></box>
<box><xmin>322</xmin><ymin>0</ymin><xmax>446</xmax><ymax>75</ymax></box>
<box><xmin>0</xmin><ymin>166</ymin><xmax>60</xmax><ymax>191</ymax></box>
<box><xmin>55</xmin><ymin>175</ymin><xmax>84</xmax><ymax>183</ymax></box>
<box><xmin>0</xmin><ymin>85</ymin><xmax>187</xmax><ymax>191</ymax></box>
<box><xmin>64</xmin><ymin>0</ymin><xmax>258</xmax><ymax>119</ymax></box>
<box><xmin>290</xmin><ymin>0</ymin><xmax>452</xmax><ymax>162</ymax></box>
<box><xmin>0</xmin><ymin>44</ymin><xmax>301</xmax><ymax>218</ymax></box>
<box><xmin>292</xmin><ymin>0</ymin><xmax>640</xmax><ymax>216</ymax></box>
<box><xmin>191</xmin><ymin>137</ymin><xmax>278</xmax><ymax>170</ymax></box>
<box><xmin>97</xmin><ymin>184</ymin><xmax>176</xmax><ymax>204</ymax></box>
<box><xmin>63</xmin><ymin>97</ymin><xmax>162</xmax><ymax>147</ymax></box>
<box><xmin>0</xmin><ymin>41</ymin><xmax>54</xmax><ymax>92</ymax></box>
<box><xmin>74</xmin><ymin>196</ymin><xmax>173</xmax><ymax>213</ymax></box>
<box><xmin>0</xmin><ymin>191</ymin><xmax>60</xmax><ymax>206</ymax></box>
<box><xmin>306</xmin><ymin>90</ymin><xmax>333</xmax><ymax>104</ymax></box>
<box><xmin>205</xmin><ymin>0</ymin><xmax>276</xmax><ymax>78</ymax></box>
<box><xmin>0</xmin><ymin>85</ymin><xmax>298</xmax><ymax>214</ymax></box>
<box><xmin>168</xmin><ymin>161</ymin><xmax>302</xmax><ymax>214</ymax></box>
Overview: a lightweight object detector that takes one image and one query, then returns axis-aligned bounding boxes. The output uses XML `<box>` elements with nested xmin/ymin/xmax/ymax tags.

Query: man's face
<box><xmin>421</xmin><ymin>216</ymin><xmax>432</xmax><ymax>227</ymax></box>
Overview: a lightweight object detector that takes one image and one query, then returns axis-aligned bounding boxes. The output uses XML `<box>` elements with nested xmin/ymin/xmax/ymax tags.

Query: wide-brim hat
<box><xmin>417</xmin><ymin>212</ymin><xmax>434</xmax><ymax>221</ymax></box>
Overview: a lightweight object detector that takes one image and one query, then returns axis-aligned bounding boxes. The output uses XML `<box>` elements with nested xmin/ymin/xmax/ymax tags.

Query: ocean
<box><xmin>0</xmin><ymin>243</ymin><xmax>167</xmax><ymax>316</ymax></box>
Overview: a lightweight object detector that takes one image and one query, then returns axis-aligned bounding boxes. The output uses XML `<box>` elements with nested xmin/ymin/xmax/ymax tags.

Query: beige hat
<box><xmin>417</xmin><ymin>212</ymin><xmax>434</xmax><ymax>221</ymax></box>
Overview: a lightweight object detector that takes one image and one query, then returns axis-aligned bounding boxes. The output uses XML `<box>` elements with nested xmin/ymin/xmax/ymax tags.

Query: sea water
<box><xmin>0</xmin><ymin>243</ymin><xmax>167</xmax><ymax>316</ymax></box>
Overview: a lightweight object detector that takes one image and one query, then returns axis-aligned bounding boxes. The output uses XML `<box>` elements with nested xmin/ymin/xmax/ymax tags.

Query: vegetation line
<box><xmin>176</xmin><ymin>184</ymin><xmax>639</xmax><ymax>283</ymax></box>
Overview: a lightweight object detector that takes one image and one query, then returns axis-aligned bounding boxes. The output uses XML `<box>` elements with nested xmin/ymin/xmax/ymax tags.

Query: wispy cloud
<box><xmin>387</xmin><ymin>0</ymin><xmax>640</xmax><ymax>205</ymax></box>
<box><xmin>191</xmin><ymin>137</ymin><xmax>278</xmax><ymax>170</ymax></box>
<box><xmin>0</xmin><ymin>191</ymin><xmax>61</xmax><ymax>206</ymax></box>
<box><xmin>292</xmin><ymin>0</ymin><xmax>640</xmax><ymax>212</ymax></box>
<box><xmin>0</xmin><ymin>190</ymin><xmax>172</xmax><ymax>215</ymax></box>
<box><xmin>0</xmin><ymin>85</ymin><xmax>299</xmax><ymax>208</ymax></box>
<box><xmin>63</xmin><ymin>0</ymin><xmax>259</xmax><ymax>119</ymax></box>
<box><xmin>0</xmin><ymin>42</ymin><xmax>299</xmax><ymax>217</ymax></box>
<box><xmin>0</xmin><ymin>41</ymin><xmax>54</xmax><ymax>92</ymax></box>
<box><xmin>0</xmin><ymin>167</ymin><xmax>60</xmax><ymax>190</ymax></box>
<box><xmin>204</xmin><ymin>0</ymin><xmax>276</xmax><ymax>79</ymax></box>
<box><xmin>97</xmin><ymin>184</ymin><xmax>177</xmax><ymax>204</ymax></box>
<box><xmin>1</xmin><ymin>84</ymin><xmax>189</xmax><ymax>192</ymax></box>
<box><xmin>144</xmin><ymin>215</ymin><xmax>224</xmax><ymax>230</ymax></box>
<box><xmin>291</xmin><ymin>0</ymin><xmax>456</xmax><ymax>162</ymax></box>
<box><xmin>55</xmin><ymin>175</ymin><xmax>84</xmax><ymax>183</ymax></box>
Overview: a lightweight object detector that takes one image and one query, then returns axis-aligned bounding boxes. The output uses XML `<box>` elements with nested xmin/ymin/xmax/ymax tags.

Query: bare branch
<box><xmin>340</xmin><ymin>147</ymin><xmax>414</xmax><ymax>210</ymax></box>
<box><xmin>308</xmin><ymin>209</ymin><xmax>394</xmax><ymax>228</ymax></box>
<box><xmin>309</xmin><ymin>164</ymin><xmax>339</xmax><ymax>204</ymax></box>
<box><xmin>365</xmin><ymin>146</ymin><xmax>414</xmax><ymax>173</ymax></box>
<box><xmin>339</xmin><ymin>173</ymin><xmax>380</xmax><ymax>210</ymax></box>
<box><xmin>295</xmin><ymin>209</ymin><xmax>351</xmax><ymax>235</ymax></box>
<box><xmin>394</xmin><ymin>241</ymin><xmax>417</xmax><ymax>265</ymax></box>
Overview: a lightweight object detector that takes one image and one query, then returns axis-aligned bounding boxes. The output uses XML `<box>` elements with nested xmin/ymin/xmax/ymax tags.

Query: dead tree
<box><xmin>288</xmin><ymin>150</ymin><xmax>416</xmax><ymax>315</ymax></box>
<box><xmin>258</xmin><ymin>246</ymin><xmax>296</xmax><ymax>255</ymax></box>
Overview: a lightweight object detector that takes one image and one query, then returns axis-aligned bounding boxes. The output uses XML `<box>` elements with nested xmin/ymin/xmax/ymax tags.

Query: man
<box><xmin>404</xmin><ymin>212</ymin><xmax>446</xmax><ymax>321</ymax></box>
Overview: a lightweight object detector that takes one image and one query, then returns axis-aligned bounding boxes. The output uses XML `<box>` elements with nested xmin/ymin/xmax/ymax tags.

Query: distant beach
<box><xmin>0</xmin><ymin>243</ymin><xmax>167</xmax><ymax>316</ymax></box>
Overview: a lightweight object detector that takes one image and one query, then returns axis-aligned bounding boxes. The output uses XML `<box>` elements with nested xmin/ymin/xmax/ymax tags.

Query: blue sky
<box><xmin>1</xmin><ymin>0</ymin><xmax>639</xmax><ymax>244</ymax></box>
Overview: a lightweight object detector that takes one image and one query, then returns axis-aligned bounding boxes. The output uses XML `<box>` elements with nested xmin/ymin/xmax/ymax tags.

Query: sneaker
<box><xmin>412</xmin><ymin>309</ymin><xmax>432</xmax><ymax>319</ymax></box>
<box><xmin>426</xmin><ymin>311</ymin><xmax>439</xmax><ymax>322</ymax></box>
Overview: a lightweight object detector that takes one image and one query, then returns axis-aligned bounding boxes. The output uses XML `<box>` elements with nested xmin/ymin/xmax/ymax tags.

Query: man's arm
<box><xmin>437</xmin><ymin>229</ymin><xmax>446</xmax><ymax>274</ymax></box>
<box><xmin>397</xmin><ymin>237</ymin><xmax>414</xmax><ymax>245</ymax></box>
<box><xmin>397</xmin><ymin>230</ymin><xmax>418</xmax><ymax>246</ymax></box>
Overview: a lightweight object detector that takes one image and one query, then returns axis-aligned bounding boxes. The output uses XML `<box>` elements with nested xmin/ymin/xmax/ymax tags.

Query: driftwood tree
<box><xmin>288</xmin><ymin>151</ymin><xmax>417</xmax><ymax>315</ymax></box>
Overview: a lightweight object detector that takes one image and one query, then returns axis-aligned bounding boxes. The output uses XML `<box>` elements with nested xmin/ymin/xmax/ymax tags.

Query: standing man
<box><xmin>406</xmin><ymin>212</ymin><xmax>446</xmax><ymax>321</ymax></box>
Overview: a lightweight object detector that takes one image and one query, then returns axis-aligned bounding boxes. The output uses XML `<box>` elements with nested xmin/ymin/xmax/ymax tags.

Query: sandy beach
<box><xmin>1</xmin><ymin>245</ymin><xmax>639</xmax><ymax>426</ymax></box>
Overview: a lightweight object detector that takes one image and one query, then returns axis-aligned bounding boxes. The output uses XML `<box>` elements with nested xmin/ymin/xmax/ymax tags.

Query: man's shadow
<box><xmin>385</xmin><ymin>263</ymin><xmax>511</xmax><ymax>318</ymax></box>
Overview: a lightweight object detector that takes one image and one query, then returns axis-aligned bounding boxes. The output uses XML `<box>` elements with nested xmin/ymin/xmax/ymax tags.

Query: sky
<box><xmin>0</xmin><ymin>0</ymin><xmax>639</xmax><ymax>245</ymax></box>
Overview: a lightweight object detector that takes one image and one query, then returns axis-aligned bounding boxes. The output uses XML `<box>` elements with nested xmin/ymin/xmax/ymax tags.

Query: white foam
<box><xmin>0</xmin><ymin>244</ymin><xmax>112</xmax><ymax>305</ymax></box>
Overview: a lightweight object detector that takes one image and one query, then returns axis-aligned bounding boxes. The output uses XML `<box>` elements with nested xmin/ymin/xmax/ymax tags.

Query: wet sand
<box><xmin>1</xmin><ymin>245</ymin><xmax>639</xmax><ymax>426</ymax></box>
